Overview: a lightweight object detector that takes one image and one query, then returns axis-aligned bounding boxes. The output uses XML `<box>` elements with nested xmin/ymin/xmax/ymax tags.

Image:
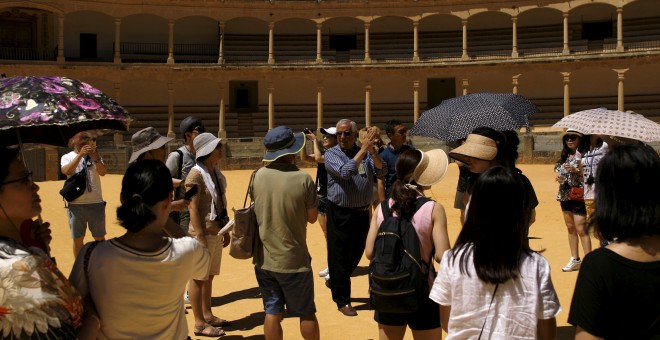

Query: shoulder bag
<box><xmin>569</xmin><ymin>186</ymin><xmax>584</xmax><ymax>202</ymax></box>
<box><xmin>60</xmin><ymin>157</ymin><xmax>88</xmax><ymax>202</ymax></box>
<box><xmin>229</xmin><ymin>169</ymin><xmax>259</xmax><ymax>259</ymax></box>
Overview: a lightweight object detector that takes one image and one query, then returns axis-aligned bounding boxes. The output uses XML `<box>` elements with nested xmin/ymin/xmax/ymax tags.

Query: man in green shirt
<box><xmin>252</xmin><ymin>126</ymin><xmax>320</xmax><ymax>339</ymax></box>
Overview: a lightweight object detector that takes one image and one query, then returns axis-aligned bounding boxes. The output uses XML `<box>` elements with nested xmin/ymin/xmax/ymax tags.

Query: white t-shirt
<box><xmin>430</xmin><ymin>247</ymin><xmax>561</xmax><ymax>340</ymax></box>
<box><xmin>69</xmin><ymin>237</ymin><xmax>209</xmax><ymax>340</ymax></box>
<box><xmin>60</xmin><ymin>151</ymin><xmax>103</xmax><ymax>204</ymax></box>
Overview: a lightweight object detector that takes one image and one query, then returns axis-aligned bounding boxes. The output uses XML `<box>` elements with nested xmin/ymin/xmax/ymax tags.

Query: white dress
<box><xmin>429</xmin><ymin>247</ymin><xmax>561</xmax><ymax>340</ymax></box>
<box><xmin>69</xmin><ymin>237</ymin><xmax>209</xmax><ymax>340</ymax></box>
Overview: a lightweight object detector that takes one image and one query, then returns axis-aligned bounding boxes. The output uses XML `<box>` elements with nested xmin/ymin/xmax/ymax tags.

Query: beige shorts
<box><xmin>205</xmin><ymin>234</ymin><xmax>224</xmax><ymax>276</ymax></box>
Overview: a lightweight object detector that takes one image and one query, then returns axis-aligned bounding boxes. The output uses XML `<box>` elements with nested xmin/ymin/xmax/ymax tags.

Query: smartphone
<box><xmin>303</xmin><ymin>128</ymin><xmax>313</xmax><ymax>134</ymax></box>
<box><xmin>184</xmin><ymin>184</ymin><xmax>198</xmax><ymax>200</ymax></box>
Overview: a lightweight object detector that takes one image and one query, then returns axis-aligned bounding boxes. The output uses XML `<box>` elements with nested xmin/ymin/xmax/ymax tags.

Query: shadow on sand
<box><xmin>557</xmin><ymin>325</ymin><xmax>576</xmax><ymax>339</ymax></box>
<box><xmin>211</xmin><ymin>287</ymin><xmax>262</xmax><ymax>307</ymax></box>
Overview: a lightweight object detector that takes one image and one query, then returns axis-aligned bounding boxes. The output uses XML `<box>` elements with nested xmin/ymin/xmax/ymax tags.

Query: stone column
<box><xmin>268</xmin><ymin>22</ymin><xmax>275</xmax><ymax>64</ymax></box>
<box><xmin>511</xmin><ymin>16</ymin><xmax>519</xmax><ymax>58</ymax></box>
<box><xmin>462</xmin><ymin>78</ymin><xmax>469</xmax><ymax>95</ymax></box>
<box><xmin>113</xmin><ymin>82</ymin><xmax>123</xmax><ymax>145</ymax></box>
<box><xmin>316</xmin><ymin>23</ymin><xmax>323</xmax><ymax>63</ymax></box>
<box><xmin>57</xmin><ymin>14</ymin><xmax>64</xmax><ymax>63</ymax></box>
<box><xmin>613</xmin><ymin>68</ymin><xmax>629</xmax><ymax>111</ymax></box>
<box><xmin>413</xmin><ymin>21</ymin><xmax>420</xmax><ymax>62</ymax></box>
<box><xmin>461</xmin><ymin>20</ymin><xmax>468</xmax><ymax>61</ymax></box>
<box><xmin>268</xmin><ymin>83</ymin><xmax>274</xmax><ymax>129</ymax></box>
<box><xmin>616</xmin><ymin>8</ymin><xmax>624</xmax><ymax>52</ymax></box>
<box><xmin>413</xmin><ymin>80</ymin><xmax>420</xmax><ymax>122</ymax></box>
<box><xmin>365</xmin><ymin>83</ymin><xmax>372</xmax><ymax>127</ymax></box>
<box><xmin>317</xmin><ymin>85</ymin><xmax>324</xmax><ymax>129</ymax></box>
<box><xmin>167</xmin><ymin>83</ymin><xmax>175</xmax><ymax>138</ymax></box>
<box><xmin>218</xmin><ymin>84</ymin><xmax>226</xmax><ymax>138</ymax></box>
<box><xmin>218</xmin><ymin>22</ymin><xmax>225</xmax><ymax>64</ymax></box>
<box><xmin>563</xmin><ymin>13</ymin><xmax>570</xmax><ymax>55</ymax></box>
<box><xmin>114</xmin><ymin>18</ymin><xmax>121</xmax><ymax>63</ymax></box>
<box><xmin>561</xmin><ymin>72</ymin><xmax>571</xmax><ymax>117</ymax></box>
<box><xmin>364</xmin><ymin>23</ymin><xmax>372</xmax><ymax>63</ymax></box>
<box><xmin>512</xmin><ymin>74</ymin><xmax>521</xmax><ymax>94</ymax></box>
<box><xmin>167</xmin><ymin>19</ymin><xmax>175</xmax><ymax>64</ymax></box>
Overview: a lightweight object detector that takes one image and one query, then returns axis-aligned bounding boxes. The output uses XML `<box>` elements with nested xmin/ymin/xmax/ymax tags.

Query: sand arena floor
<box><xmin>38</xmin><ymin>164</ymin><xmax>587</xmax><ymax>339</ymax></box>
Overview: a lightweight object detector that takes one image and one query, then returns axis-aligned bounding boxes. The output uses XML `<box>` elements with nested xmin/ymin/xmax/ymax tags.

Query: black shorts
<box><xmin>374</xmin><ymin>295</ymin><xmax>440</xmax><ymax>330</ymax></box>
<box><xmin>560</xmin><ymin>200</ymin><xmax>587</xmax><ymax>215</ymax></box>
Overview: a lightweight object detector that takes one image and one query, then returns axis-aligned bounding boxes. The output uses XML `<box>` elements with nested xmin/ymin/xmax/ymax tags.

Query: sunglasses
<box><xmin>564</xmin><ymin>135</ymin><xmax>579</xmax><ymax>141</ymax></box>
<box><xmin>1</xmin><ymin>172</ymin><xmax>33</xmax><ymax>187</ymax></box>
<box><xmin>336</xmin><ymin>131</ymin><xmax>353</xmax><ymax>137</ymax></box>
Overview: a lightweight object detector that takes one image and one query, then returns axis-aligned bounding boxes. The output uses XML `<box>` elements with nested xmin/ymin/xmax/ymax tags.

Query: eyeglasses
<box><xmin>336</xmin><ymin>131</ymin><xmax>353</xmax><ymax>137</ymax></box>
<box><xmin>1</xmin><ymin>172</ymin><xmax>33</xmax><ymax>187</ymax></box>
<box><xmin>564</xmin><ymin>135</ymin><xmax>579</xmax><ymax>141</ymax></box>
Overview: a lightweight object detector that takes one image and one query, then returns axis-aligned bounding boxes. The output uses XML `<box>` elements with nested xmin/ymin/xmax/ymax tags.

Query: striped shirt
<box><xmin>325</xmin><ymin>144</ymin><xmax>387</xmax><ymax>208</ymax></box>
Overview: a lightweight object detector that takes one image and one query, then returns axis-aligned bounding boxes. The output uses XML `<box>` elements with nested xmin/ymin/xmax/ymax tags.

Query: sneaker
<box><xmin>183</xmin><ymin>291</ymin><xmax>190</xmax><ymax>304</ymax></box>
<box><xmin>318</xmin><ymin>267</ymin><xmax>329</xmax><ymax>277</ymax></box>
<box><xmin>562</xmin><ymin>257</ymin><xmax>581</xmax><ymax>272</ymax></box>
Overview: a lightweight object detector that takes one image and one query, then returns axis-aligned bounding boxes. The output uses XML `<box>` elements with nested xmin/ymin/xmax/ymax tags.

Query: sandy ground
<box><xmin>38</xmin><ymin>163</ymin><xmax>588</xmax><ymax>339</ymax></box>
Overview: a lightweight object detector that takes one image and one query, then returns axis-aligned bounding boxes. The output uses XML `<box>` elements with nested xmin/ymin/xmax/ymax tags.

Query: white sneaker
<box><xmin>183</xmin><ymin>291</ymin><xmax>190</xmax><ymax>304</ymax></box>
<box><xmin>318</xmin><ymin>267</ymin><xmax>329</xmax><ymax>277</ymax></box>
<box><xmin>562</xmin><ymin>257</ymin><xmax>581</xmax><ymax>272</ymax></box>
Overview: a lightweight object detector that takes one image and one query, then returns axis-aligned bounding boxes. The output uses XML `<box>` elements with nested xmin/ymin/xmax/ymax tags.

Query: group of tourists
<box><xmin>0</xmin><ymin>115</ymin><xmax>658</xmax><ymax>339</ymax></box>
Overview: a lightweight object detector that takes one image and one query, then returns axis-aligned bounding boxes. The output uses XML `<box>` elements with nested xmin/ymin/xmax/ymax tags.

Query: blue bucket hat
<box><xmin>263</xmin><ymin>126</ymin><xmax>306</xmax><ymax>162</ymax></box>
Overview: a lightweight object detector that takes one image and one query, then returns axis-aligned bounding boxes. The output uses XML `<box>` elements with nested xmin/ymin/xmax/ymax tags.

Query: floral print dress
<box><xmin>554</xmin><ymin>153</ymin><xmax>583</xmax><ymax>202</ymax></box>
<box><xmin>0</xmin><ymin>237</ymin><xmax>83</xmax><ymax>339</ymax></box>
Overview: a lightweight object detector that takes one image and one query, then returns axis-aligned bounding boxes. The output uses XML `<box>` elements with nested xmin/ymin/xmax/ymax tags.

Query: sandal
<box><xmin>193</xmin><ymin>325</ymin><xmax>226</xmax><ymax>337</ymax></box>
<box><xmin>205</xmin><ymin>316</ymin><xmax>232</xmax><ymax>327</ymax></box>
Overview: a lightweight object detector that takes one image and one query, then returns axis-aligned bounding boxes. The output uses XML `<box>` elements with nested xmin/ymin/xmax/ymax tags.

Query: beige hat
<box><xmin>412</xmin><ymin>149</ymin><xmax>449</xmax><ymax>187</ymax></box>
<box><xmin>448</xmin><ymin>133</ymin><xmax>498</xmax><ymax>163</ymax></box>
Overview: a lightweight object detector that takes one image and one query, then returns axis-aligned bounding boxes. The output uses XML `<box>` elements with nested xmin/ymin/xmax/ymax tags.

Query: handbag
<box><xmin>569</xmin><ymin>186</ymin><xmax>584</xmax><ymax>202</ymax></box>
<box><xmin>229</xmin><ymin>169</ymin><xmax>259</xmax><ymax>259</ymax></box>
<box><xmin>60</xmin><ymin>157</ymin><xmax>88</xmax><ymax>202</ymax></box>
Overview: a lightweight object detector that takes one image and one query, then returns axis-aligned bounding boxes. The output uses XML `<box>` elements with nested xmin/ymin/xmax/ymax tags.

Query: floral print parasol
<box><xmin>0</xmin><ymin>76</ymin><xmax>131</xmax><ymax>147</ymax></box>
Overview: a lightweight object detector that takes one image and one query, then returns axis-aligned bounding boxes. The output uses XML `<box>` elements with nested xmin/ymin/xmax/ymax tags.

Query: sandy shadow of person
<box><xmin>211</xmin><ymin>286</ymin><xmax>262</xmax><ymax>307</ymax></box>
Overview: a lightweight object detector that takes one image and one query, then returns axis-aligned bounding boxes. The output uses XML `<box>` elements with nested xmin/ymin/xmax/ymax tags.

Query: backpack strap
<box><xmin>174</xmin><ymin>149</ymin><xmax>184</xmax><ymax>180</ymax></box>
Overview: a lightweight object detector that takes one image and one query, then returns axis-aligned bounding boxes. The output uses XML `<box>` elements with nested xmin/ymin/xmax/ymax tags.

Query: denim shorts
<box><xmin>254</xmin><ymin>267</ymin><xmax>316</xmax><ymax>317</ymax></box>
<box><xmin>67</xmin><ymin>202</ymin><xmax>106</xmax><ymax>238</ymax></box>
<box><xmin>560</xmin><ymin>200</ymin><xmax>587</xmax><ymax>216</ymax></box>
<box><xmin>374</xmin><ymin>295</ymin><xmax>440</xmax><ymax>330</ymax></box>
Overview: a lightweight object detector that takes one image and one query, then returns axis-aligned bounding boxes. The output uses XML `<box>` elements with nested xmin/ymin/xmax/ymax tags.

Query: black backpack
<box><xmin>369</xmin><ymin>197</ymin><xmax>433</xmax><ymax>314</ymax></box>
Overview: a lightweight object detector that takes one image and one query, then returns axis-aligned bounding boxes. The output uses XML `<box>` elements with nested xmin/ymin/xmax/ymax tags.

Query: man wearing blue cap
<box><xmin>251</xmin><ymin>126</ymin><xmax>320</xmax><ymax>339</ymax></box>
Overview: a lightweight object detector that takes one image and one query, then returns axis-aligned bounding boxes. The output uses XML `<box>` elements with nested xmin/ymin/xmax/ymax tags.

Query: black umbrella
<box><xmin>411</xmin><ymin>92</ymin><xmax>538</xmax><ymax>142</ymax></box>
<box><xmin>0</xmin><ymin>76</ymin><xmax>131</xmax><ymax>147</ymax></box>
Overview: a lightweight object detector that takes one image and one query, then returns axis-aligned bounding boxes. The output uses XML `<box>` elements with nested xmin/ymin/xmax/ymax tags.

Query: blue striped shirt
<box><xmin>325</xmin><ymin>144</ymin><xmax>388</xmax><ymax>208</ymax></box>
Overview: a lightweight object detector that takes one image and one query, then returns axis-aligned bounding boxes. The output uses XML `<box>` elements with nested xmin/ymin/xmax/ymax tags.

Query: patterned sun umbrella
<box><xmin>410</xmin><ymin>92</ymin><xmax>538</xmax><ymax>142</ymax></box>
<box><xmin>553</xmin><ymin>108</ymin><xmax>660</xmax><ymax>143</ymax></box>
<box><xmin>0</xmin><ymin>76</ymin><xmax>131</xmax><ymax>147</ymax></box>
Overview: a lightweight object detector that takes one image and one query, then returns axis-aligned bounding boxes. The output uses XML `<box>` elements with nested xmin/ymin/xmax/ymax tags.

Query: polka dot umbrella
<box><xmin>553</xmin><ymin>108</ymin><xmax>660</xmax><ymax>143</ymax></box>
<box><xmin>410</xmin><ymin>92</ymin><xmax>538</xmax><ymax>142</ymax></box>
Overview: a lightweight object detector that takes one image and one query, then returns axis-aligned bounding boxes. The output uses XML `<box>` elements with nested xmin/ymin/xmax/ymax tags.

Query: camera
<box><xmin>586</xmin><ymin>175</ymin><xmax>595</xmax><ymax>185</ymax></box>
<box><xmin>303</xmin><ymin>128</ymin><xmax>313</xmax><ymax>134</ymax></box>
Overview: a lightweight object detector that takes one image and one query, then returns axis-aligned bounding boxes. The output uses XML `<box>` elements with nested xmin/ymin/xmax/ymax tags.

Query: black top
<box><xmin>316</xmin><ymin>162</ymin><xmax>328</xmax><ymax>197</ymax></box>
<box><xmin>568</xmin><ymin>247</ymin><xmax>660</xmax><ymax>339</ymax></box>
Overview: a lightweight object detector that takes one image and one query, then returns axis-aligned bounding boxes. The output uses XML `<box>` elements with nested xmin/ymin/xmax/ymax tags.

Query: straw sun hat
<box><xmin>411</xmin><ymin>149</ymin><xmax>450</xmax><ymax>187</ymax></box>
<box><xmin>448</xmin><ymin>133</ymin><xmax>498</xmax><ymax>164</ymax></box>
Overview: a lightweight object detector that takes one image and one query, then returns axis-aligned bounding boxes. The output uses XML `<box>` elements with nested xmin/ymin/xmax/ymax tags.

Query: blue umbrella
<box><xmin>411</xmin><ymin>92</ymin><xmax>538</xmax><ymax>142</ymax></box>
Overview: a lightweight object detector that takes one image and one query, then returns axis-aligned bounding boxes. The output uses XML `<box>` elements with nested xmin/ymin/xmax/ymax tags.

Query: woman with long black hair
<box><xmin>429</xmin><ymin>166</ymin><xmax>560</xmax><ymax>339</ymax></box>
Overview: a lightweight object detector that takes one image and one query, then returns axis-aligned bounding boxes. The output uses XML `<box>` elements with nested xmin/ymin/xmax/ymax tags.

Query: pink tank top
<box><xmin>376</xmin><ymin>197</ymin><xmax>436</xmax><ymax>285</ymax></box>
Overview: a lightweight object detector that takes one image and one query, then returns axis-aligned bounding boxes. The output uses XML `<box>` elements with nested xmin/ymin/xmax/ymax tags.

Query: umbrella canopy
<box><xmin>553</xmin><ymin>108</ymin><xmax>660</xmax><ymax>143</ymax></box>
<box><xmin>0</xmin><ymin>76</ymin><xmax>131</xmax><ymax>147</ymax></box>
<box><xmin>411</xmin><ymin>92</ymin><xmax>538</xmax><ymax>142</ymax></box>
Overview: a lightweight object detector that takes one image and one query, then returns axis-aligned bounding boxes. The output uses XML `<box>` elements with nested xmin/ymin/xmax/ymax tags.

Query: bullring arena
<box><xmin>2</xmin><ymin>0</ymin><xmax>660</xmax><ymax>338</ymax></box>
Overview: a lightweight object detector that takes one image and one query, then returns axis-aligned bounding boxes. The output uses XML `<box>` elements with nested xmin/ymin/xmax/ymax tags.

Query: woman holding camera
<box><xmin>186</xmin><ymin>132</ymin><xmax>232</xmax><ymax>337</ymax></box>
<box><xmin>554</xmin><ymin>130</ymin><xmax>591</xmax><ymax>272</ymax></box>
